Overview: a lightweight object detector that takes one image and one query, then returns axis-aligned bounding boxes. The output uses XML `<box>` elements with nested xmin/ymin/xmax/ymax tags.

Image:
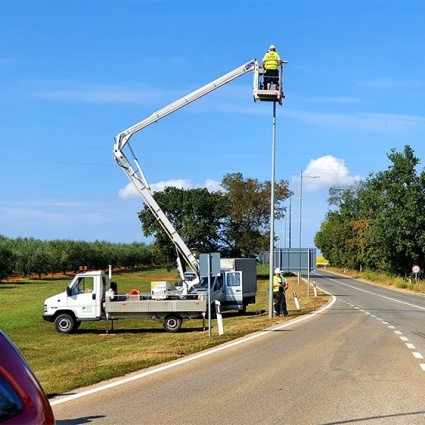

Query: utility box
<box><xmin>151</xmin><ymin>281</ymin><xmax>172</xmax><ymax>300</ymax></box>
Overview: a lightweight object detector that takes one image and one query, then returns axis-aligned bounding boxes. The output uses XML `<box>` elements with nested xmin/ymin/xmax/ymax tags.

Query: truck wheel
<box><xmin>207</xmin><ymin>304</ymin><xmax>216</xmax><ymax>319</ymax></box>
<box><xmin>238</xmin><ymin>305</ymin><xmax>247</xmax><ymax>315</ymax></box>
<box><xmin>55</xmin><ymin>314</ymin><xmax>77</xmax><ymax>334</ymax></box>
<box><xmin>163</xmin><ymin>315</ymin><xmax>183</xmax><ymax>333</ymax></box>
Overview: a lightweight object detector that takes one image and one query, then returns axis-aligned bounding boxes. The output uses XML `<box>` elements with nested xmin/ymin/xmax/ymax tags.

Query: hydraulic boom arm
<box><xmin>113</xmin><ymin>59</ymin><xmax>257</xmax><ymax>292</ymax></box>
<box><xmin>114</xmin><ymin>60</ymin><xmax>256</xmax><ymax>152</ymax></box>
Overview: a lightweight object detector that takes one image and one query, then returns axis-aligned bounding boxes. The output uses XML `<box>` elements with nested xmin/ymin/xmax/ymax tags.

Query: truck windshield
<box><xmin>199</xmin><ymin>276</ymin><xmax>223</xmax><ymax>290</ymax></box>
<box><xmin>70</xmin><ymin>277</ymin><xmax>94</xmax><ymax>295</ymax></box>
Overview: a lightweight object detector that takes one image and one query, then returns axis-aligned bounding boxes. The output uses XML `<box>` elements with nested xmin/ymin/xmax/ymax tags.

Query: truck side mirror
<box><xmin>66</xmin><ymin>287</ymin><xmax>71</xmax><ymax>297</ymax></box>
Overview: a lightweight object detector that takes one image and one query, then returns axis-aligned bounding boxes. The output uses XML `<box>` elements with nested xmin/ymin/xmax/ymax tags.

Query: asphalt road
<box><xmin>51</xmin><ymin>270</ymin><xmax>425</xmax><ymax>424</ymax></box>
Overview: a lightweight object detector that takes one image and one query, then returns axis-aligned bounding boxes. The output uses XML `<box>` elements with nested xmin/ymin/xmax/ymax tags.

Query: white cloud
<box><xmin>150</xmin><ymin>179</ymin><xmax>196</xmax><ymax>192</ymax></box>
<box><xmin>118</xmin><ymin>178</ymin><xmax>222</xmax><ymax>199</ymax></box>
<box><xmin>31</xmin><ymin>84</ymin><xmax>160</xmax><ymax>104</ymax></box>
<box><xmin>118</xmin><ymin>183</ymin><xmax>140</xmax><ymax>199</ymax></box>
<box><xmin>204</xmin><ymin>179</ymin><xmax>222</xmax><ymax>192</ymax></box>
<box><xmin>0</xmin><ymin>206</ymin><xmax>104</xmax><ymax>226</ymax></box>
<box><xmin>0</xmin><ymin>58</ymin><xmax>14</xmax><ymax>65</ymax></box>
<box><xmin>28</xmin><ymin>78</ymin><xmax>256</xmax><ymax>111</ymax></box>
<box><xmin>293</xmin><ymin>155</ymin><xmax>362</xmax><ymax>192</ymax></box>
<box><xmin>286</xmin><ymin>109</ymin><xmax>425</xmax><ymax>132</ymax></box>
<box><xmin>359</xmin><ymin>77</ymin><xmax>425</xmax><ymax>90</ymax></box>
<box><xmin>324</xmin><ymin>97</ymin><xmax>363</xmax><ymax>104</ymax></box>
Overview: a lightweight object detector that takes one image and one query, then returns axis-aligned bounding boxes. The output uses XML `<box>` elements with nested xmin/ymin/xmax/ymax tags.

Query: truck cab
<box><xmin>197</xmin><ymin>259</ymin><xmax>257</xmax><ymax>314</ymax></box>
<box><xmin>43</xmin><ymin>270</ymin><xmax>107</xmax><ymax>333</ymax></box>
<box><xmin>197</xmin><ymin>270</ymin><xmax>256</xmax><ymax>313</ymax></box>
<box><xmin>205</xmin><ymin>270</ymin><xmax>244</xmax><ymax>313</ymax></box>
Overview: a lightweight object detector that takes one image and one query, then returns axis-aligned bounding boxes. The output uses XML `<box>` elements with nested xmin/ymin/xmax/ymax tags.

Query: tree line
<box><xmin>315</xmin><ymin>146</ymin><xmax>425</xmax><ymax>277</ymax></box>
<box><xmin>0</xmin><ymin>236</ymin><xmax>153</xmax><ymax>279</ymax></box>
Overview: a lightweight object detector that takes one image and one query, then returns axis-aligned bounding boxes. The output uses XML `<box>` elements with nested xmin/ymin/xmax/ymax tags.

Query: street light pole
<box><xmin>268</xmin><ymin>101</ymin><xmax>277</xmax><ymax>319</ymax></box>
<box><xmin>298</xmin><ymin>171</ymin><xmax>303</xmax><ymax>249</ymax></box>
<box><xmin>298</xmin><ymin>171</ymin><xmax>320</xmax><ymax>249</ymax></box>
<box><xmin>288</xmin><ymin>196</ymin><xmax>292</xmax><ymax>249</ymax></box>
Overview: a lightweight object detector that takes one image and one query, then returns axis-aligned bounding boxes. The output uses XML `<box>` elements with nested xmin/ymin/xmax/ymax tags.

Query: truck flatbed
<box><xmin>104</xmin><ymin>296</ymin><xmax>206</xmax><ymax>316</ymax></box>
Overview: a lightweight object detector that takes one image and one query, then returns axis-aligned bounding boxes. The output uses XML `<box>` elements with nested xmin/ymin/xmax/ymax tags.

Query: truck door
<box><xmin>209</xmin><ymin>275</ymin><xmax>225</xmax><ymax>305</ymax></box>
<box><xmin>225</xmin><ymin>271</ymin><xmax>243</xmax><ymax>305</ymax></box>
<box><xmin>66</xmin><ymin>276</ymin><xmax>100</xmax><ymax>319</ymax></box>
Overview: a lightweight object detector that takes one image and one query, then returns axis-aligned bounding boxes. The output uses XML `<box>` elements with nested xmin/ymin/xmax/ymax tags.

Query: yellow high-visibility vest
<box><xmin>263</xmin><ymin>51</ymin><xmax>280</xmax><ymax>70</ymax></box>
<box><xmin>273</xmin><ymin>275</ymin><xmax>281</xmax><ymax>292</ymax></box>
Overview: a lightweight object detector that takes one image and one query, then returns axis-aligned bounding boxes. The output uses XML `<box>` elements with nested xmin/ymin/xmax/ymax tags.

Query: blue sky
<box><xmin>1</xmin><ymin>0</ymin><xmax>425</xmax><ymax>253</ymax></box>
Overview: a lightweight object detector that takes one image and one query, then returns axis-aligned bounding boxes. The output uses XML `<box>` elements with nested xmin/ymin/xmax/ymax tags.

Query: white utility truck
<box><xmin>43</xmin><ymin>269</ymin><xmax>206</xmax><ymax>334</ymax></box>
<box><xmin>113</xmin><ymin>58</ymin><xmax>286</xmax><ymax>296</ymax></box>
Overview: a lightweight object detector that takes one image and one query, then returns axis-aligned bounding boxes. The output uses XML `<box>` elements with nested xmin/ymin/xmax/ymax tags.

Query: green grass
<box><xmin>0</xmin><ymin>266</ymin><xmax>329</xmax><ymax>397</ymax></box>
<box><xmin>328</xmin><ymin>267</ymin><xmax>425</xmax><ymax>293</ymax></box>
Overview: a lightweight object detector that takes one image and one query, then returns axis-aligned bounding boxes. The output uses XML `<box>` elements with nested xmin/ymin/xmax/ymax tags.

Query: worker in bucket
<box><xmin>273</xmin><ymin>268</ymin><xmax>289</xmax><ymax>317</ymax></box>
<box><xmin>262</xmin><ymin>44</ymin><xmax>284</xmax><ymax>90</ymax></box>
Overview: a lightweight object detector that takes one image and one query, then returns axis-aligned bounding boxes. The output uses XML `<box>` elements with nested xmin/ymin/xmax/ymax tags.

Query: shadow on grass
<box><xmin>75</xmin><ymin>326</ymin><xmax>208</xmax><ymax>335</ymax></box>
<box><xmin>1</xmin><ymin>277</ymin><xmax>70</xmax><ymax>285</ymax></box>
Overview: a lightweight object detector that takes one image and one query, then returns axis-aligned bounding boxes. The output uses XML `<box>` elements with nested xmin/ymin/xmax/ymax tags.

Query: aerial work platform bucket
<box><xmin>252</xmin><ymin>61</ymin><xmax>286</xmax><ymax>105</ymax></box>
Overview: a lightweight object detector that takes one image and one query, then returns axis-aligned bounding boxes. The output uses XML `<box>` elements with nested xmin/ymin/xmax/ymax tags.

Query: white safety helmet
<box><xmin>274</xmin><ymin>267</ymin><xmax>282</xmax><ymax>274</ymax></box>
<box><xmin>269</xmin><ymin>44</ymin><xmax>276</xmax><ymax>50</ymax></box>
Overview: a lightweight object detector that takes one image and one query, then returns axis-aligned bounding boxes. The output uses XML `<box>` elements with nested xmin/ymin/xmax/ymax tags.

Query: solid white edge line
<box><xmin>318</xmin><ymin>273</ymin><xmax>425</xmax><ymax>311</ymax></box>
<box><xmin>51</xmin><ymin>289</ymin><xmax>337</xmax><ymax>406</ymax></box>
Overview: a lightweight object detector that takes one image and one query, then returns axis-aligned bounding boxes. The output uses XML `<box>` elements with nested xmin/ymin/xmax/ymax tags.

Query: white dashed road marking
<box><xmin>340</xmin><ymin>298</ymin><xmax>425</xmax><ymax>372</ymax></box>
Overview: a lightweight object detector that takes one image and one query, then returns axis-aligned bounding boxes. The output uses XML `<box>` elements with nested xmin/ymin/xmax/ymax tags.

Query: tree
<box><xmin>0</xmin><ymin>236</ymin><xmax>15</xmax><ymax>279</ymax></box>
<box><xmin>138</xmin><ymin>187</ymin><xmax>226</xmax><ymax>270</ymax></box>
<box><xmin>315</xmin><ymin>146</ymin><xmax>425</xmax><ymax>277</ymax></box>
<box><xmin>219</xmin><ymin>173</ymin><xmax>290</xmax><ymax>257</ymax></box>
<box><xmin>12</xmin><ymin>237</ymin><xmax>41</xmax><ymax>277</ymax></box>
<box><xmin>138</xmin><ymin>173</ymin><xmax>291</xmax><ymax>268</ymax></box>
<box><xmin>317</xmin><ymin>182</ymin><xmax>371</xmax><ymax>270</ymax></box>
<box><xmin>359</xmin><ymin>146</ymin><xmax>425</xmax><ymax>276</ymax></box>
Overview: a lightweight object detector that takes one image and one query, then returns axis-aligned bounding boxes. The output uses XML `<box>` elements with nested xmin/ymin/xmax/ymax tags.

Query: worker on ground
<box><xmin>262</xmin><ymin>44</ymin><xmax>284</xmax><ymax>90</ymax></box>
<box><xmin>273</xmin><ymin>268</ymin><xmax>289</xmax><ymax>317</ymax></box>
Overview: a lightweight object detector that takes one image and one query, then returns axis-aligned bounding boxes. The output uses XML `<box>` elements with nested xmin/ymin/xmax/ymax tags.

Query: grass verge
<box><xmin>0</xmin><ymin>266</ymin><xmax>329</xmax><ymax>397</ymax></box>
<box><xmin>323</xmin><ymin>266</ymin><xmax>425</xmax><ymax>293</ymax></box>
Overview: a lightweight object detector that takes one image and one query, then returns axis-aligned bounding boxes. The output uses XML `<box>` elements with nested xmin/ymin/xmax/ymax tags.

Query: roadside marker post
<box><xmin>293</xmin><ymin>291</ymin><xmax>300</xmax><ymax>310</ymax></box>
<box><xmin>215</xmin><ymin>301</ymin><xmax>224</xmax><ymax>335</ymax></box>
<box><xmin>313</xmin><ymin>281</ymin><xmax>317</xmax><ymax>297</ymax></box>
